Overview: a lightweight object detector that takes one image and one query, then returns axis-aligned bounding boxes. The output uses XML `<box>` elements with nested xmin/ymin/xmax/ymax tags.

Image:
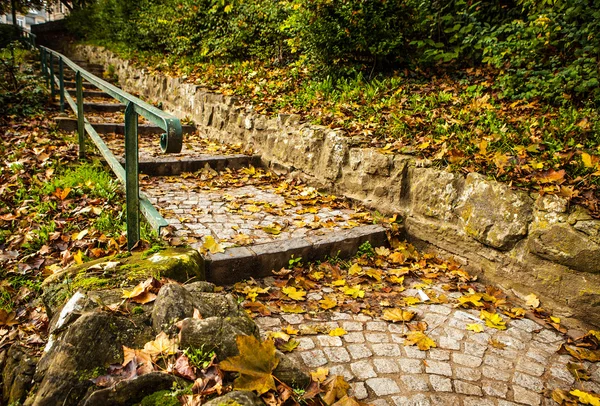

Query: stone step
<box><xmin>83</xmin><ymin>102</ymin><xmax>125</xmax><ymax>113</ymax></box>
<box><xmin>130</xmin><ymin>154</ymin><xmax>260</xmax><ymax>176</ymax></box>
<box><xmin>54</xmin><ymin>117</ymin><xmax>196</xmax><ymax>135</ymax></box>
<box><xmin>204</xmin><ymin>225</ymin><xmax>388</xmax><ymax>285</ymax></box>
<box><xmin>63</xmin><ymin>80</ymin><xmax>99</xmax><ymax>90</ymax></box>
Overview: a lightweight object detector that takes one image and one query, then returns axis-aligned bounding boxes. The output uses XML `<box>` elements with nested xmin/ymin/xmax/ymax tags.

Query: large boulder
<box><xmin>2</xmin><ymin>345</ymin><xmax>38</xmax><ymax>405</ymax></box>
<box><xmin>203</xmin><ymin>390</ymin><xmax>264</xmax><ymax>406</ymax></box>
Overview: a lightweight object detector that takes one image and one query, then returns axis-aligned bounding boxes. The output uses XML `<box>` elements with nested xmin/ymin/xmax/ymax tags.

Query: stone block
<box><xmin>205</xmin><ymin>247</ymin><xmax>258</xmax><ymax>285</ymax></box>
<box><xmin>455</xmin><ymin>173</ymin><xmax>533</xmax><ymax>250</ymax></box>
<box><xmin>408</xmin><ymin>167</ymin><xmax>463</xmax><ymax>221</ymax></box>
<box><xmin>529</xmin><ymin>224</ymin><xmax>600</xmax><ymax>273</ymax></box>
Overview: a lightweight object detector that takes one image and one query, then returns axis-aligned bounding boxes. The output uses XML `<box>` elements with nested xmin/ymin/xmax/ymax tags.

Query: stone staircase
<box><xmin>52</xmin><ymin>57</ymin><xmax>388</xmax><ymax>285</ymax></box>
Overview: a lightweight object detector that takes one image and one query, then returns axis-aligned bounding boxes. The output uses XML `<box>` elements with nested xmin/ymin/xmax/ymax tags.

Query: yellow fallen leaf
<box><xmin>457</xmin><ymin>293</ymin><xmax>484</xmax><ymax>308</ymax></box>
<box><xmin>570</xmin><ymin>389</ymin><xmax>600</xmax><ymax>406</ymax></box>
<box><xmin>382</xmin><ymin>308</ymin><xmax>415</xmax><ymax>323</ymax></box>
<box><xmin>480</xmin><ymin>310</ymin><xmax>507</xmax><ymax>330</ymax></box>
<box><xmin>203</xmin><ymin>235</ymin><xmax>225</xmax><ymax>254</ymax></box>
<box><xmin>282</xmin><ymin>326</ymin><xmax>299</xmax><ymax>335</ymax></box>
<box><xmin>525</xmin><ymin>293</ymin><xmax>540</xmax><ymax>308</ymax></box>
<box><xmin>319</xmin><ymin>295</ymin><xmax>338</xmax><ymax>310</ymax></box>
<box><xmin>311</xmin><ymin>368</ymin><xmax>329</xmax><ymax>383</ymax></box>
<box><xmin>347</xmin><ymin>263</ymin><xmax>362</xmax><ymax>275</ymax></box>
<box><xmin>404</xmin><ymin>331</ymin><xmax>436</xmax><ymax>351</ymax></box>
<box><xmin>282</xmin><ymin>286</ymin><xmax>307</xmax><ymax>301</ymax></box>
<box><xmin>279</xmin><ymin>304</ymin><xmax>306</xmax><ymax>314</ymax></box>
<box><xmin>73</xmin><ymin>250</ymin><xmax>84</xmax><ymax>265</ymax></box>
<box><xmin>332</xmin><ymin>279</ymin><xmax>346</xmax><ymax>286</ymax></box>
<box><xmin>550</xmin><ymin>316</ymin><xmax>561</xmax><ymax>324</ymax></box>
<box><xmin>343</xmin><ymin>285</ymin><xmax>365</xmax><ymax>299</ymax></box>
<box><xmin>328</xmin><ymin>328</ymin><xmax>347</xmax><ymax>337</ymax></box>
<box><xmin>466</xmin><ymin>323</ymin><xmax>484</xmax><ymax>333</ymax></box>
<box><xmin>403</xmin><ymin>296</ymin><xmax>421</xmax><ymax>306</ymax></box>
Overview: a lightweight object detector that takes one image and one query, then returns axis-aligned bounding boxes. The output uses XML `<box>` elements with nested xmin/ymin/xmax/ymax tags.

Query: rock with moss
<box><xmin>152</xmin><ymin>284</ymin><xmax>196</xmax><ymax>332</ymax></box>
<box><xmin>32</xmin><ymin>311</ymin><xmax>154</xmax><ymax>406</ymax></box>
<box><xmin>273</xmin><ymin>350</ymin><xmax>310</xmax><ymax>389</ymax></box>
<box><xmin>179</xmin><ymin>316</ymin><xmax>259</xmax><ymax>360</ymax></box>
<box><xmin>203</xmin><ymin>390</ymin><xmax>264</xmax><ymax>406</ymax></box>
<box><xmin>2</xmin><ymin>345</ymin><xmax>38</xmax><ymax>405</ymax></box>
<box><xmin>81</xmin><ymin>373</ymin><xmax>185</xmax><ymax>406</ymax></box>
<box><xmin>41</xmin><ymin>248</ymin><xmax>205</xmax><ymax>317</ymax></box>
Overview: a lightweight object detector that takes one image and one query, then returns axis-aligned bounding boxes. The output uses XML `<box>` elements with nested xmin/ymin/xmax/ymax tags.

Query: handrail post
<box><xmin>40</xmin><ymin>49</ymin><xmax>46</xmax><ymax>79</ymax></box>
<box><xmin>49</xmin><ymin>54</ymin><xmax>56</xmax><ymax>98</ymax></box>
<box><xmin>124</xmin><ymin>102</ymin><xmax>140</xmax><ymax>250</ymax></box>
<box><xmin>59</xmin><ymin>57</ymin><xmax>65</xmax><ymax>112</ymax></box>
<box><xmin>76</xmin><ymin>71</ymin><xmax>85</xmax><ymax>159</ymax></box>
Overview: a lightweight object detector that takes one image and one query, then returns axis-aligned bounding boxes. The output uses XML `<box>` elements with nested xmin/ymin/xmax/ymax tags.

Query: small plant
<box><xmin>184</xmin><ymin>345</ymin><xmax>216</xmax><ymax>370</ymax></box>
<box><xmin>357</xmin><ymin>241</ymin><xmax>375</xmax><ymax>258</ymax></box>
<box><xmin>288</xmin><ymin>255</ymin><xmax>303</xmax><ymax>268</ymax></box>
<box><xmin>142</xmin><ymin>245</ymin><xmax>164</xmax><ymax>259</ymax></box>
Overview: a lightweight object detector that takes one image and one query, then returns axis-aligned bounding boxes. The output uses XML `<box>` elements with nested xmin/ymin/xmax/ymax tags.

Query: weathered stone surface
<box><xmin>529</xmin><ymin>224</ymin><xmax>600</xmax><ymax>273</ymax></box>
<box><xmin>2</xmin><ymin>345</ymin><xmax>38</xmax><ymax>405</ymax></box>
<box><xmin>33</xmin><ymin>311</ymin><xmax>153</xmax><ymax>406</ymax></box>
<box><xmin>456</xmin><ymin>174</ymin><xmax>533</xmax><ymax>250</ymax></box>
<box><xmin>203</xmin><ymin>390</ymin><xmax>264</xmax><ymax>406</ymax></box>
<box><xmin>179</xmin><ymin>316</ymin><xmax>259</xmax><ymax>359</ymax></box>
<box><xmin>81</xmin><ymin>373</ymin><xmax>182</xmax><ymax>406</ymax></box>
<box><xmin>152</xmin><ymin>284</ymin><xmax>196</xmax><ymax>332</ymax></box>
<box><xmin>273</xmin><ymin>350</ymin><xmax>311</xmax><ymax>389</ymax></box>
<box><xmin>408</xmin><ymin>167</ymin><xmax>463</xmax><ymax>221</ymax></box>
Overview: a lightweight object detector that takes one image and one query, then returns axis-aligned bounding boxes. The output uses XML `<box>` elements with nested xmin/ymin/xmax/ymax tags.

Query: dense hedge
<box><xmin>66</xmin><ymin>0</ymin><xmax>600</xmax><ymax>105</ymax></box>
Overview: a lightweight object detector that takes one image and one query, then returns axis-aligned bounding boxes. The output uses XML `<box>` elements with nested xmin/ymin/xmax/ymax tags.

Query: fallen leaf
<box><xmin>466</xmin><ymin>323</ymin><xmax>484</xmax><ymax>333</ymax></box>
<box><xmin>174</xmin><ymin>354</ymin><xmax>197</xmax><ymax>381</ymax></box>
<box><xmin>279</xmin><ymin>304</ymin><xmax>306</xmax><ymax>314</ymax></box>
<box><xmin>319</xmin><ymin>295</ymin><xmax>338</xmax><ymax>310</ymax></box>
<box><xmin>310</xmin><ymin>367</ymin><xmax>329</xmax><ymax>383</ymax></box>
<box><xmin>328</xmin><ymin>328</ymin><xmax>347</xmax><ymax>337</ymax></box>
<box><xmin>488</xmin><ymin>338</ymin><xmax>507</xmax><ymax>349</ymax></box>
<box><xmin>480</xmin><ymin>310</ymin><xmax>506</xmax><ymax>330</ymax></box>
<box><xmin>143</xmin><ymin>332</ymin><xmax>178</xmax><ymax>359</ymax></box>
<box><xmin>0</xmin><ymin>309</ymin><xmax>18</xmax><ymax>327</ymax></box>
<box><xmin>282</xmin><ymin>286</ymin><xmax>306</xmax><ymax>301</ymax></box>
<box><xmin>219</xmin><ymin>336</ymin><xmax>280</xmax><ymax>395</ymax></box>
<box><xmin>404</xmin><ymin>331</ymin><xmax>436</xmax><ymax>351</ymax></box>
<box><xmin>322</xmin><ymin>375</ymin><xmax>350</xmax><ymax>405</ymax></box>
<box><xmin>525</xmin><ymin>293</ymin><xmax>540</xmax><ymax>308</ymax></box>
<box><xmin>570</xmin><ymin>389</ymin><xmax>600</xmax><ymax>406</ymax></box>
<box><xmin>567</xmin><ymin>362</ymin><xmax>591</xmax><ymax>381</ymax></box>
<box><xmin>382</xmin><ymin>308</ymin><xmax>415</xmax><ymax>323</ymax></box>
<box><xmin>276</xmin><ymin>339</ymin><xmax>299</xmax><ymax>353</ymax></box>
<box><xmin>203</xmin><ymin>236</ymin><xmax>225</xmax><ymax>254</ymax></box>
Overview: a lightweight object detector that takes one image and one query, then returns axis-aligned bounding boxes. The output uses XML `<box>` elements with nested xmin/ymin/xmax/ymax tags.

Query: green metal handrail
<box><xmin>38</xmin><ymin>46</ymin><xmax>184</xmax><ymax>250</ymax></box>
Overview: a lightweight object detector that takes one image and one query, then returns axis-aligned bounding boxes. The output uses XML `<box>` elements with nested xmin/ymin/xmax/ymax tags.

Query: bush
<box><xmin>0</xmin><ymin>43</ymin><xmax>48</xmax><ymax>118</ymax></box>
<box><xmin>0</xmin><ymin>24</ymin><xmax>21</xmax><ymax>49</ymax></box>
<box><xmin>282</xmin><ymin>0</ymin><xmax>412</xmax><ymax>74</ymax></box>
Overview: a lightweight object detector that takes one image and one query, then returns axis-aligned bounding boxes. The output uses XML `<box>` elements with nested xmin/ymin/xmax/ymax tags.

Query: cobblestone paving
<box><xmin>254</xmin><ymin>304</ymin><xmax>600</xmax><ymax>405</ymax></box>
<box><xmin>101</xmin><ymin>132</ymin><xmax>250</xmax><ymax>161</ymax></box>
<box><xmin>142</xmin><ymin>171</ymin><xmax>372</xmax><ymax>250</ymax></box>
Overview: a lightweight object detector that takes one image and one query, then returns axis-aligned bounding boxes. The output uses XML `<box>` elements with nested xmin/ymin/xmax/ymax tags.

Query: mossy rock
<box><xmin>41</xmin><ymin>248</ymin><xmax>205</xmax><ymax>317</ymax></box>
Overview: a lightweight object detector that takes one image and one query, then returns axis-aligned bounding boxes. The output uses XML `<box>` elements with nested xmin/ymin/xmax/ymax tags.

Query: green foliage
<box><xmin>0</xmin><ymin>42</ymin><xmax>47</xmax><ymax>117</ymax></box>
<box><xmin>357</xmin><ymin>241</ymin><xmax>374</xmax><ymax>259</ymax></box>
<box><xmin>45</xmin><ymin>161</ymin><xmax>119</xmax><ymax>200</ymax></box>
<box><xmin>184</xmin><ymin>345</ymin><xmax>215</xmax><ymax>370</ymax></box>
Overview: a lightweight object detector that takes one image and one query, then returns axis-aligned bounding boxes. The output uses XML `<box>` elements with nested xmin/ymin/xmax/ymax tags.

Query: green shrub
<box><xmin>0</xmin><ymin>43</ymin><xmax>47</xmax><ymax>118</ymax></box>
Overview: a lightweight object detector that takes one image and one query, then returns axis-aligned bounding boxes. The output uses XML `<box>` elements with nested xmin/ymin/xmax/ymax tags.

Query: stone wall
<box><xmin>71</xmin><ymin>45</ymin><xmax>600</xmax><ymax>328</ymax></box>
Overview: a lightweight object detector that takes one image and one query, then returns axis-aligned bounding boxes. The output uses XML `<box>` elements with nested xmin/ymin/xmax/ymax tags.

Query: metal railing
<box><xmin>38</xmin><ymin>46</ymin><xmax>184</xmax><ymax>250</ymax></box>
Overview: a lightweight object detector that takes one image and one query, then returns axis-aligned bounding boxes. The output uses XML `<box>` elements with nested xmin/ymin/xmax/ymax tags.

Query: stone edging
<box><xmin>71</xmin><ymin>45</ymin><xmax>600</xmax><ymax>328</ymax></box>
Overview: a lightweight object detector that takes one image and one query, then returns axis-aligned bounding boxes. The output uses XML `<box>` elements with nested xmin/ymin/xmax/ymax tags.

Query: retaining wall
<box><xmin>72</xmin><ymin>45</ymin><xmax>600</xmax><ymax>328</ymax></box>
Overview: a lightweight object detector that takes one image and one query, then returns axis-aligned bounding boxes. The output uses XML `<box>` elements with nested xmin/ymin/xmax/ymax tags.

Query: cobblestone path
<box><xmin>253</xmin><ymin>287</ymin><xmax>600</xmax><ymax>406</ymax></box>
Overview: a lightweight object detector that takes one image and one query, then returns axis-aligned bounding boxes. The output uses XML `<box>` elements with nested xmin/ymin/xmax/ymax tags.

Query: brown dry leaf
<box><xmin>122</xmin><ymin>346</ymin><xmax>154</xmax><ymax>375</ymax></box>
<box><xmin>561</xmin><ymin>345</ymin><xmax>600</xmax><ymax>362</ymax></box>
<box><xmin>551</xmin><ymin>389</ymin><xmax>578</xmax><ymax>406</ymax></box>
<box><xmin>332</xmin><ymin>396</ymin><xmax>362</xmax><ymax>406</ymax></box>
<box><xmin>0</xmin><ymin>309</ymin><xmax>18</xmax><ymax>327</ymax></box>
<box><xmin>404</xmin><ymin>331</ymin><xmax>436</xmax><ymax>351</ymax></box>
<box><xmin>175</xmin><ymin>354</ymin><xmax>197</xmax><ymax>381</ymax></box>
<box><xmin>219</xmin><ymin>336</ymin><xmax>280</xmax><ymax>395</ymax></box>
<box><xmin>382</xmin><ymin>308</ymin><xmax>415</xmax><ymax>323</ymax></box>
<box><xmin>488</xmin><ymin>338</ymin><xmax>507</xmax><ymax>349</ymax></box>
<box><xmin>322</xmin><ymin>375</ymin><xmax>351</xmax><ymax>405</ymax></box>
<box><xmin>567</xmin><ymin>362</ymin><xmax>591</xmax><ymax>381</ymax></box>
